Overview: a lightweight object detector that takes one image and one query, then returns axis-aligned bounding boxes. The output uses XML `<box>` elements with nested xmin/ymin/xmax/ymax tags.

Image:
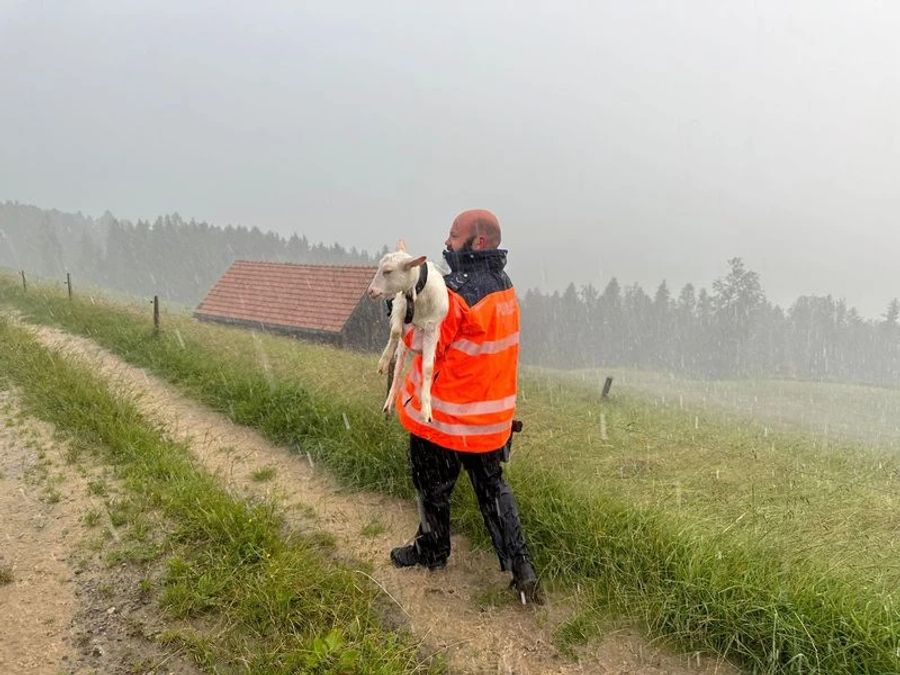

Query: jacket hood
<box><xmin>442</xmin><ymin>248</ymin><xmax>508</xmax><ymax>274</ymax></box>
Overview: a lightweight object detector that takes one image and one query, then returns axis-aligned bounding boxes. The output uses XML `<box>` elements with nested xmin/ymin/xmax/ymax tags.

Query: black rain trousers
<box><xmin>407</xmin><ymin>433</ymin><xmax>531</xmax><ymax>571</ymax></box>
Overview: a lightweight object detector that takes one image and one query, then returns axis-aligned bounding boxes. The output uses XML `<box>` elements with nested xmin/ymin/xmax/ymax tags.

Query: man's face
<box><xmin>445</xmin><ymin>222</ymin><xmax>477</xmax><ymax>252</ymax></box>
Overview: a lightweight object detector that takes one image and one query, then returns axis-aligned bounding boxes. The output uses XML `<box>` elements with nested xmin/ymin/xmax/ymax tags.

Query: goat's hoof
<box><xmin>421</xmin><ymin>405</ymin><xmax>433</xmax><ymax>423</ymax></box>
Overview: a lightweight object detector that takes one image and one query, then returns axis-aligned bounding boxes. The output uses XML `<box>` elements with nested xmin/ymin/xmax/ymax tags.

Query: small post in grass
<box><xmin>20</xmin><ymin>270</ymin><xmax>27</xmax><ymax>292</ymax></box>
<box><xmin>66</xmin><ymin>272</ymin><xmax>73</xmax><ymax>300</ymax></box>
<box><xmin>152</xmin><ymin>295</ymin><xmax>160</xmax><ymax>334</ymax></box>
<box><xmin>601</xmin><ymin>376</ymin><xmax>614</xmax><ymax>399</ymax></box>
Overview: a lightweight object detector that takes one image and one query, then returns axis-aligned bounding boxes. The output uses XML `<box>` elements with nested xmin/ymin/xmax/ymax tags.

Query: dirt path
<box><xmin>0</xmin><ymin>391</ymin><xmax>83</xmax><ymax>674</ymax></box>
<box><xmin>0</xmin><ymin>389</ymin><xmax>198</xmax><ymax>675</ymax></box>
<box><xmin>30</xmin><ymin>323</ymin><xmax>736</xmax><ymax>674</ymax></box>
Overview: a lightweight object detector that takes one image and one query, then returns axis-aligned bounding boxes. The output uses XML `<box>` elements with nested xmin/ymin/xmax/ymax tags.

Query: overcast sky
<box><xmin>2</xmin><ymin>1</ymin><xmax>898</xmax><ymax>317</ymax></box>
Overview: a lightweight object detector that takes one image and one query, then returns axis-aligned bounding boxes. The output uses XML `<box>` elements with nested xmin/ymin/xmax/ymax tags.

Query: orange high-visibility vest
<box><xmin>397</xmin><ymin>284</ymin><xmax>519</xmax><ymax>453</ymax></box>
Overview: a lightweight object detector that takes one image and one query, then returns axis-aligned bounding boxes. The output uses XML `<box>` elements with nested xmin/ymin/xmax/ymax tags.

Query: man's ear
<box><xmin>396</xmin><ymin>239</ymin><xmax>407</xmax><ymax>252</ymax></box>
<box><xmin>402</xmin><ymin>256</ymin><xmax>427</xmax><ymax>270</ymax></box>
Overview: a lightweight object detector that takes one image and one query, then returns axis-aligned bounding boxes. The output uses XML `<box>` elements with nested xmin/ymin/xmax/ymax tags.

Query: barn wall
<box><xmin>194</xmin><ymin>313</ymin><xmax>343</xmax><ymax>347</ymax></box>
<box><xmin>341</xmin><ymin>296</ymin><xmax>390</xmax><ymax>351</ymax></box>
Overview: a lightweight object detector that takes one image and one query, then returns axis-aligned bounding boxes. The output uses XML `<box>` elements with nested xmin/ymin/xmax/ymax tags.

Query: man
<box><xmin>390</xmin><ymin>208</ymin><xmax>541</xmax><ymax>604</ymax></box>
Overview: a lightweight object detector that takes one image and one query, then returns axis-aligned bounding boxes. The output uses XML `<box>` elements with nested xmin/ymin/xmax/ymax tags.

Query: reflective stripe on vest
<box><xmin>402</xmin><ymin>404</ymin><xmax>513</xmax><ymax>437</ymax></box>
<box><xmin>448</xmin><ymin>331</ymin><xmax>520</xmax><ymax>356</ymax></box>
<box><xmin>408</xmin><ymin>368</ymin><xmax>516</xmax><ymax>416</ymax></box>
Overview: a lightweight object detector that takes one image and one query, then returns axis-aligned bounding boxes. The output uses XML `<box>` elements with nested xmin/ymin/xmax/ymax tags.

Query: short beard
<box><xmin>446</xmin><ymin>235</ymin><xmax>477</xmax><ymax>253</ymax></box>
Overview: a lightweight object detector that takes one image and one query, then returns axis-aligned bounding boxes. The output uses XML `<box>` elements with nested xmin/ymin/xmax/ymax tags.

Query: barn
<box><xmin>194</xmin><ymin>260</ymin><xmax>388</xmax><ymax>350</ymax></box>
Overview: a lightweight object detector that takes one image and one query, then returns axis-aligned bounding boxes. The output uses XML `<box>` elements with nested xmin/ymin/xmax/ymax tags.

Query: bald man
<box><xmin>444</xmin><ymin>208</ymin><xmax>502</xmax><ymax>251</ymax></box>
<box><xmin>391</xmin><ymin>209</ymin><xmax>541</xmax><ymax>604</ymax></box>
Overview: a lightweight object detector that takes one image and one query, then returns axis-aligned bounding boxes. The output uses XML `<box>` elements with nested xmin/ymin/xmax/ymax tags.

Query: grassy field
<box><xmin>559</xmin><ymin>367</ymin><xmax>900</xmax><ymax>451</ymax></box>
<box><xmin>0</xmin><ymin>316</ymin><xmax>435</xmax><ymax>673</ymax></box>
<box><xmin>2</xmin><ymin>272</ymin><xmax>898</xmax><ymax>674</ymax></box>
<box><xmin>526</xmin><ymin>368</ymin><xmax>899</xmax><ymax>597</ymax></box>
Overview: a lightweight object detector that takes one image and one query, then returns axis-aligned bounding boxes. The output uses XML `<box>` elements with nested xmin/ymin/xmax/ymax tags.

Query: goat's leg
<box><xmin>420</xmin><ymin>323</ymin><xmax>439</xmax><ymax>423</ymax></box>
<box><xmin>383</xmin><ymin>340</ymin><xmax>407</xmax><ymax>415</ymax></box>
<box><xmin>377</xmin><ymin>297</ymin><xmax>405</xmax><ymax>375</ymax></box>
<box><xmin>377</xmin><ymin>332</ymin><xmax>400</xmax><ymax>375</ymax></box>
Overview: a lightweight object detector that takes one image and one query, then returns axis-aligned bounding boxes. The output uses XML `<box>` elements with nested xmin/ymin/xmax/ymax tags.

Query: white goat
<box><xmin>366</xmin><ymin>243</ymin><xmax>449</xmax><ymax>422</ymax></box>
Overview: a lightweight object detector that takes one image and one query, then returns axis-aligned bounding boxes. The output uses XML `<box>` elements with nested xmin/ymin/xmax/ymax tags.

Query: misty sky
<box><xmin>2</xmin><ymin>1</ymin><xmax>898</xmax><ymax>317</ymax></box>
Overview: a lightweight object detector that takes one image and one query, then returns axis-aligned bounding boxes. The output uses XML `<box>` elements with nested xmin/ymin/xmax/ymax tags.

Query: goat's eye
<box><xmin>383</xmin><ymin>270</ymin><xmax>392</xmax><ymax>275</ymax></box>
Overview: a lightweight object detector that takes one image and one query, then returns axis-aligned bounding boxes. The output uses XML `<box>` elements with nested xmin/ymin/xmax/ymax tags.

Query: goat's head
<box><xmin>367</xmin><ymin>250</ymin><xmax>426</xmax><ymax>300</ymax></box>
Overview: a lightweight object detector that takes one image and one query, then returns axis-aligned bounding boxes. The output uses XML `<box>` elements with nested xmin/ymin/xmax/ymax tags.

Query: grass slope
<box><xmin>1</xmin><ymin>273</ymin><xmax>898</xmax><ymax>674</ymax></box>
<box><xmin>0</xmin><ymin>316</ymin><xmax>435</xmax><ymax>674</ymax></box>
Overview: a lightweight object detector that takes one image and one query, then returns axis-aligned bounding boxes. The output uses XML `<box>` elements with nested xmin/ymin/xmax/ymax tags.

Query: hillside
<box><xmin>2</xmin><ymin>272</ymin><xmax>897</xmax><ymax>673</ymax></box>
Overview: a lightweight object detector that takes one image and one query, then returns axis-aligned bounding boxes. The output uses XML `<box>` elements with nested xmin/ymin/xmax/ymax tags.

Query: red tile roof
<box><xmin>195</xmin><ymin>260</ymin><xmax>377</xmax><ymax>334</ymax></box>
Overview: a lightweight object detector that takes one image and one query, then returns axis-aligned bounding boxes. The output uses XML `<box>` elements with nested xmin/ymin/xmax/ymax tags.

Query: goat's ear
<box><xmin>402</xmin><ymin>256</ymin><xmax>427</xmax><ymax>270</ymax></box>
<box><xmin>396</xmin><ymin>239</ymin><xmax>407</xmax><ymax>252</ymax></box>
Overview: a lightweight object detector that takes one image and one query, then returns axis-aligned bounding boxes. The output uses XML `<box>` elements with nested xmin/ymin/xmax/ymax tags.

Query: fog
<box><xmin>2</xmin><ymin>1</ymin><xmax>899</xmax><ymax>317</ymax></box>
<box><xmin>3</xmin><ymin>7</ymin><xmax>898</xmax><ymax>667</ymax></box>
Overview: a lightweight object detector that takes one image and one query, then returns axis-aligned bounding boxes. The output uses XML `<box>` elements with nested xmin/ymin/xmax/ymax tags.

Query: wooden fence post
<box><xmin>20</xmin><ymin>270</ymin><xmax>26</xmax><ymax>292</ymax></box>
<box><xmin>66</xmin><ymin>272</ymin><xmax>72</xmax><ymax>300</ymax></box>
<box><xmin>601</xmin><ymin>376</ymin><xmax>614</xmax><ymax>399</ymax></box>
<box><xmin>153</xmin><ymin>295</ymin><xmax>160</xmax><ymax>333</ymax></box>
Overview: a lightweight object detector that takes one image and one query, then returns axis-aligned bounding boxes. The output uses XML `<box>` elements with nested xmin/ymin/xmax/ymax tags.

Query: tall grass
<box><xmin>0</xmin><ymin>316</ymin><xmax>436</xmax><ymax>673</ymax></box>
<box><xmin>2</xmin><ymin>274</ymin><xmax>898</xmax><ymax>673</ymax></box>
<box><xmin>520</xmin><ymin>377</ymin><xmax>899</xmax><ymax>597</ymax></box>
<box><xmin>560</xmin><ymin>365</ymin><xmax>900</xmax><ymax>451</ymax></box>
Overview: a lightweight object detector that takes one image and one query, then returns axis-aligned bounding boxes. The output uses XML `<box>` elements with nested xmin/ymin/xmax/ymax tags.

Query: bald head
<box><xmin>445</xmin><ymin>209</ymin><xmax>502</xmax><ymax>252</ymax></box>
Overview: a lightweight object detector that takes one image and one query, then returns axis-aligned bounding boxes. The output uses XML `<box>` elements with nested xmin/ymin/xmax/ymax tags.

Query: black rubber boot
<box><xmin>510</xmin><ymin>558</ymin><xmax>543</xmax><ymax>605</ymax></box>
<box><xmin>390</xmin><ymin>544</ymin><xmax>447</xmax><ymax>571</ymax></box>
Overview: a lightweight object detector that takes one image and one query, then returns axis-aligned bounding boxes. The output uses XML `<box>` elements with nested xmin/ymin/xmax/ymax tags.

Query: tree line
<box><xmin>2</xmin><ymin>201</ymin><xmax>898</xmax><ymax>385</ymax></box>
<box><xmin>0</xmin><ymin>201</ymin><xmax>379</xmax><ymax>306</ymax></box>
<box><xmin>519</xmin><ymin>257</ymin><xmax>900</xmax><ymax>386</ymax></box>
